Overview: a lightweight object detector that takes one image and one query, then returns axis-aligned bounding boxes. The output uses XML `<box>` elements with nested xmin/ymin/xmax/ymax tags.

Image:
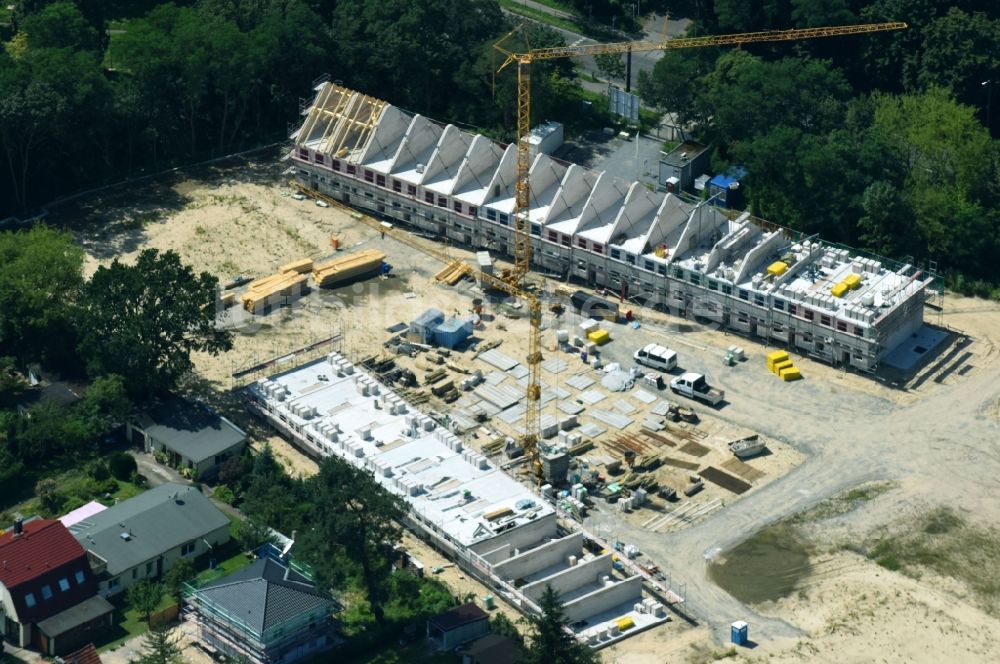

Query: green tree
<box><xmin>857</xmin><ymin>180</ymin><xmax>913</xmax><ymax>257</ymax></box>
<box><xmin>0</xmin><ymin>357</ymin><xmax>25</xmax><ymax>408</ymax></box>
<box><xmin>77</xmin><ymin>249</ymin><xmax>232</xmax><ymax>399</ymax></box>
<box><xmin>0</xmin><ymin>226</ymin><xmax>84</xmax><ymax>364</ymax></box>
<box><xmin>595</xmin><ymin>53</ymin><xmax>626</xmax><ymax>83</ymax></box>
<box><xmin>490</xmin><ymin>611</ymin><xmax>524</xmax><ymax>646</ymax></box>
<box><xmin>162</xmin><ymin>557</ymin><xmax>195</xmax><ymax>602</ymax></box>
<box><xmin>638</xmin><ymin>48</ymin><xmax>717</xmax><ymax>123</ymax></box>
<box><xmin>790</xmin><ymin>0</ymin><xmax>854</xmax><ymax>28</ymax></box>
<box><xmin>21</xmin><ymin>2</ymin><xmax>100</xmax><ymax>51</ymax></box>
<box><xmin>918</xmin><ymin>8</ymin><xmax>1000</xmax><ymax>118</ymax></box>
<box><xmin>697</xmin><ymin>51</ymin><xmax>851</xmax><ymax>146</ymax></box>
<box><xmin>233</xmin><ymin>517</ymin><xmax>275</xmax><ymax>552</ymax></box>
<box><xmin>77</xmin><ymin>375</ymin><xmax>131</xmax><ymax>441</ymax></box>
<box><xmin>872</xmin><ymin>86</ymin><xmax>997</xmax><ymax>273</ymax></box>
<box><xmin>34</xmin><ymin>477</ymin><xmax>61</xmax><ymax>513</ymax></box>
<box><xmin>298</xmin><ymin>457</ymin><xmax>407</xmax><ymax>625</ymax></box>
<box><xmin>127</xmin><ymin>580</ymin><xmax>164</xmax><ymax>623</ymax></box>
<box><xmin>131</xmin><ymin>623</ymin><xmax>182</xmax><ymax>664</ymax></box>
<box><xmin>522</xmin><ymin>585</ymin><xmax>598</xmax><ymax>664</ymax></box>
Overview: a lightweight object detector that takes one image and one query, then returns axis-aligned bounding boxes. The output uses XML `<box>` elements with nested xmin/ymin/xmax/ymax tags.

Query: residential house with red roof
<box><xmin>0</xmin><ymin>518</ymin><xmax>114</xmax><ymax>656</ymax></box>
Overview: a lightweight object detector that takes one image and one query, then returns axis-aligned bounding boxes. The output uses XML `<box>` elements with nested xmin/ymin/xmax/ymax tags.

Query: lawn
<box><xmin>0</xmin><ymin>466</ymin><xmax>147</xmax><ymax>530</ymax></box>
<box><xmin>96</xmin><ymin>592</ymin><xmax>177</xmax><ymax>653</ymax></box>
<box><xmin>190</xmin><ymin>539</ymin><xmax>256</xmax><ymax>587</ymax></box>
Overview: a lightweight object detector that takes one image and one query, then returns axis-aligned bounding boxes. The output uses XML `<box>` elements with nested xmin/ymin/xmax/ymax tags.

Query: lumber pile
<box><xmin>434</xmin><ymin>259</ymin><xmax>472</xmax><ymax>285</ymax></box>
<box><xmin>312</xmin><ymin>249</ymin><xmax>385</xmax><ymax>288</ymax></box>
<box><xmin>241</xmin><ymin>272</ymin><xmax>308</xmax><ymax>314</ymax></box>
<box><xmin>278</xmin><ymin>258</ymin><xmax>314</xmax><ymax>274</ymax></box>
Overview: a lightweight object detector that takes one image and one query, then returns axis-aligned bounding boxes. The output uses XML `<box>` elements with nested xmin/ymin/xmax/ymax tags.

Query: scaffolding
<box><xmin>181</xmin><ymin>562</ymin><xmax>338</xmax><ymax>664</ymax></box>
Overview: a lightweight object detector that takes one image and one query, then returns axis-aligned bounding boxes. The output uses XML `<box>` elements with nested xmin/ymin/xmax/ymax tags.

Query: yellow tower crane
<box><xmin>294</xmin><ymin>21</ymin><xmax>907</xmax><ymax>485</ymax></box>
<box><xmin>485</xmin><ymin>22</ymin><xmax>905</xmax><ymax>481</ymax></box>
<box><xmin>492</xmin><ymin>21</ymin><xmax>908</xmax><ymax>286</ymax></box>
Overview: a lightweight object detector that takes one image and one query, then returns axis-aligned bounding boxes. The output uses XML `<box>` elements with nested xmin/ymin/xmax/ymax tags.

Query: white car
<box><xmin>290</xmin><ymin>193</ymin><xmax>307</xmax><ymax>201</ymax></box>
<box><xmin>634</xmin><ymin>343</ymin><xmax>678</xmax><ymax>372</ymax></box>
<box><xmin>315</xmin><ymin>200</ymin><xmax>329</xmax><ymax>208</ymax></box>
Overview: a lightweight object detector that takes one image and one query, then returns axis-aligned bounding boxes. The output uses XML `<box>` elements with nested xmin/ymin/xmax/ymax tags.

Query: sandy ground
<box><xmin>65</xmin><ymin>156</ymin><xmax>1000</xmax><ymax>663</ymax></box>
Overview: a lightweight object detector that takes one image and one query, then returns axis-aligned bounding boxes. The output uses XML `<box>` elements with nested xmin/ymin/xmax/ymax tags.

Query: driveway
<box><xmin>130</xmin><ymin>450</ymin><xmax>187</xmax><ymax>487</ymax></box>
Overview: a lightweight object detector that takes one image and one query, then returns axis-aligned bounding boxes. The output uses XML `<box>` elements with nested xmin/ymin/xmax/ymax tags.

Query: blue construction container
<box><xmin>730</xmin><ymin>620</ymin><xmax>748</xmax><ymax>646</ymax></box>
<box><xmin>410</xmin><ymin>308</ymin><xmax>444</xmax><ymax>344</ymax></box>
<box><xmin>433</xmin><ymin>317</ymin><xmax>473</xmax><ymax>349</ymax></box>
<box><xmin>708</xmin><ymin>166</ymin><xmax>747</xmax><ymax>209</ymax></box>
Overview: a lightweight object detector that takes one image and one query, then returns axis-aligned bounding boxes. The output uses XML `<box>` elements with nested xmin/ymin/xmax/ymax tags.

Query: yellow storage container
<box><xmin>616</xmin><ymin>617</ymin><xmax>635</xmax><ymax>631</ymax></box>
<box><xmin>842</xmin><ymin>273</ymin><xmax>862</xmax><ymax>290</ymax></box>
<box><xmin>588</xmin><ymin>329</ymin><xmax>611</xmax><ymax>345</ymax></box>
<box><xmin>767</xmin><ymin>261</ymin><xmax>788</xmax><ymax>277</ymax></box>
<box><xmin>830</xmin><ymin>282</ymin><xmax>848</xmax><ymax>298</ymax></box>
<box><xmin>766</xmin><ymin>350</ymin><xmax>789</xmax><ymax>372</ymax></box>
<box><xmin>772</xmin><ymin>359</ymin><xmax>794</xmax><ymax>376</ymax></box>
<box><xmin>779</xmin><ymin>366</ymin><xmax>803</xmax><ymax>381</ymax></box>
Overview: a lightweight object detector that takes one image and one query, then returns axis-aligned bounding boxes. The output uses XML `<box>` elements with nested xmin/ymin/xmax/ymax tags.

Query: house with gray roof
<box><xmin>184</xmin><ymin>557</ymin><xmax>338</xmax><ymax>664</ymax></box>
<box><xmin>69</xmin><ymin>483</ymin><xmax>231</xmax><ymax>597</ymax></box>
<box><xmin>127</xmin><ymin>397</ymin><xmax>247</xmax><ymax>480</ymax></box>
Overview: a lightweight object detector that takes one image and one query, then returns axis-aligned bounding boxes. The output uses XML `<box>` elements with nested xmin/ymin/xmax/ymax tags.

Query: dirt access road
<box><xmin>588</xmin><ymin>301</ymin><xmax>1000</xmax><ymax>645</ymax></box>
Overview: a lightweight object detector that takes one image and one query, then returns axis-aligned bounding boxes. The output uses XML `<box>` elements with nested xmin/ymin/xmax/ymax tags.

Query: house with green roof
<box><xmin>69</xmin><ymin>483</ymin><xmax>231</xmax><ymax>597</ymax></box>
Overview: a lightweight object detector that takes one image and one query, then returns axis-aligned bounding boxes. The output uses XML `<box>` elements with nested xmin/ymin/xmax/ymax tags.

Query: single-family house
<box><xmin>427</xmin><ymin>603</ymin><xmax>490</xmax><ymax>651</ymax></box>
<box><xmin>127</xmin><ymin>397</ymin><xmax>247</xmax><ymax>480</ymax></box>
<box><xmin>69</xmin><ymin>483</ymin><xmax>230</xmax><ymax>597</ymax></box>
<box><xmin>185</xmin><ymin>557</ymin><xmax>338</xmax><ymax>664</ymax></box>
<box><xmin>0</xmin><ymin>519</ymin><xmax>114</xmax><ymax>656</ymax></box>
<box><xmin>460</xmin><ymin>633</ymin><xmax>524</xmax><ymax>664</ymax></box>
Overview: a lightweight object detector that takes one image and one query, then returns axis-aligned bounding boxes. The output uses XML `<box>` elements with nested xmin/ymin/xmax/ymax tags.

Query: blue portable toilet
<box><xmin>731</xmin><ymin>620</ymin><xmax>748</xmax><ymax>646</ymax></box>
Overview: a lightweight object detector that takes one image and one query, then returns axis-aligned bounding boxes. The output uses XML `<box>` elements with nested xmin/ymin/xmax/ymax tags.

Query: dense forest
<box><xmin>1</xmin><ymin>0</ymin><xmax>998</xmax><ymax>291</ymax></box>
<box><xmin>641</xmin><ymin>0</ymin><xmax>1000</xmax><ymax>292</ymax></box>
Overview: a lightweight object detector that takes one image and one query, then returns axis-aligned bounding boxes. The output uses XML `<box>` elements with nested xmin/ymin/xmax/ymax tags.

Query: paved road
<box><xmin>576</xmin><ymin>313</ymin><xmax>1000</xmax><ymax>643</ymax></box>
<box><xmin>499</xmin><ymin>10</ymin><xmax>691</xmax><ymax>91</ymax></box>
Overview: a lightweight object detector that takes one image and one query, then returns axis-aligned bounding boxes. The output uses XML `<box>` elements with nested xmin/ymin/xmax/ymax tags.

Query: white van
<box><xmin>634</xmin><ymin>343</ymin><xmax>678</xmax><ymax>372</ymax></box>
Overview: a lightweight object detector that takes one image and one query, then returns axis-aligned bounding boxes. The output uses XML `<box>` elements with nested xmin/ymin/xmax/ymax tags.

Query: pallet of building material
<box><xmin>424</xmin><ymin>369</ymin><xmax>448</xmax><ymax>385</ymax></box>
<box><xmin>678</xmin><ymin>440</ymin><xmax>711</xmax><ymax>457</ymax></box>
<box><xmin>312</xmin><ymin>249</ymin><xmax>386</xmax><ymax>288</ymax></box>
<box><xmin>659</xmin><ymin>456</ymin><xmax>701</xmax><ymax>471</ymax></box>
<box><xmin>698</xmin><ymin>467</ymin><xmax>752</xmax><ymax>495</ymax></box>
<box><xmin>640</xmin><ymin>431</ymin><xmax>677</xmax><ymax>448</ymax></box>
<box><xmin>683</xmin><ymin>480</ymin><xmax>704</xmax><ymax>497</ymax></box>
<box><xmin>279</xmin><ymin>258</ymin><xmax>314</xmax><ymax>274</ymax></box>
<box><xmin>430</xmin><ymin>380</ymin><xmax>455</xmax><ymax>397</ymax></box>
<box><xmin>719</xmin><ymin>457</ymin><xmax>766</xmax><ymax>483</ymax></box>
<box><xmin>434</xmin><ymin>259</ymin><xmax>472</xmax><ymax>285</ymax></box>
<box><xmin>779</xmin><ymin>365</ymin><xmax>803</xmax><ymax>381</ymax></box>
<box><xmin>241</xmin><ymin>273</ymin><xmax>308</xmax><ymax>313</ymax></box>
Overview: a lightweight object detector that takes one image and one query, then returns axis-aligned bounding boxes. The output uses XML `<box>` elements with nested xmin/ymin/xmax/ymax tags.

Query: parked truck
<box><xmin>669</xmin><ymin>372</ymin><xmax>725</xmax><ymax>406</ymax></box>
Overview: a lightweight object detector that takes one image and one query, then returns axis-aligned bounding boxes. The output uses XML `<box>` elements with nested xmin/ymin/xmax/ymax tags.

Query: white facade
<box><xmin>290</xmin><ymin>83</ymin><xmax>933</xmax><ymax>371</ymax></box>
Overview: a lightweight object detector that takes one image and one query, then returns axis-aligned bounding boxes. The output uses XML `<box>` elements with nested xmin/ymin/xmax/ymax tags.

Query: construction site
<box><xmin>48</xmin><ymin>18</ymin><xmax>999</xmax><ymax>663</ymax></box>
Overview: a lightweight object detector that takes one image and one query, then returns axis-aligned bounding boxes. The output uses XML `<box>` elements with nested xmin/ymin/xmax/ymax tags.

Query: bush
<box><xmin>61</xmin><ymin>495</ymin><xmax>86</xmax><ymax>514</ymax></box>
<box><xmin>90</xmin><ymin>460</ymin><xmax>111</xmax><ymax>482</ymax></box>
<box><xmin>97</xmin><ymin>478</ymin><xmax>119</xmax><ymax>495</ymax></box>
<box><xmin>130</xmin><ymin>470</ymin><xmax>147</xmax><ymax>487</ymax></box>
<box><xmin>108</xmin><ymin>452</ymin><xmax>137</xmax><ymax>480</ymax></box>
<box><xmin>214</xmin><ymin>486</ymin><xmax>235</xmax><ymax>505</ymax></box>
